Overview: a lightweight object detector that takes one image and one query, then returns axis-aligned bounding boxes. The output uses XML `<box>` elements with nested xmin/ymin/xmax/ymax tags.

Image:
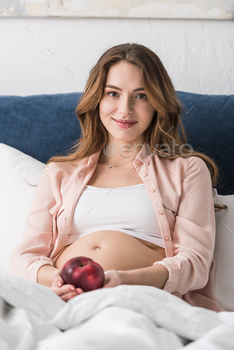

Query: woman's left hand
<box><xmin>102</xmin><ymin>270</ymin><xmax>121</xmax><ymax>289</ymax></box>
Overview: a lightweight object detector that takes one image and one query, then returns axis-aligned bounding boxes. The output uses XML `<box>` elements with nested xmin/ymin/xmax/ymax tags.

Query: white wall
<box><xmin>0</xmin><ymin>17</ymin><xmax>233</xmax><ymax>96</ymax></box>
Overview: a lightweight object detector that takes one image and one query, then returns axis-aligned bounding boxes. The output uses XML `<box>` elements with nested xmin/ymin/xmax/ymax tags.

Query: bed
<box><xmin>0</xmin><ymin>91</ymin><xmax>234</xmax><ymax>349</ymax></box>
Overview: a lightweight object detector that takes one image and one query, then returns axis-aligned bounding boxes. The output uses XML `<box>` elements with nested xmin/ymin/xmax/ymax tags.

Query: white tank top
<box><xmin>66</xmin><ymin>183</ymin><xmax>164</xmax><ymax>248</ymax></box>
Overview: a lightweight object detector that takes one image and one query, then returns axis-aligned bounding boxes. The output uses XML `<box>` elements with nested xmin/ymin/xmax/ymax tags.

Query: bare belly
<box><xmin>54</xmin><ymin>230</ymin><xmax>166</xmax><ymax>271</ymax></box>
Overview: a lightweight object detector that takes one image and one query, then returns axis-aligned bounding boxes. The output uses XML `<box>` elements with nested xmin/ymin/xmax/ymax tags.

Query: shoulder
<box><xmin>164</xmin><ymin>155</ymin><xmax>209</xmax><ymax>172</ymax></box>
<box><xmin>181</xmin><ymin>155</ymin><xmax>211</xmax><ymax>186</ymax></box>
<box><xmin>46</xmin><ymin>158</ymin><xmax>89</xmax><ymax>176</ymax></box>
<box><xmin>158</xmin><ymin>154</ymin><xmax>210</xmax><ymax>183</ymax></box>
<box><xmin>185</xmin><ymin>155</ymin><xmax>210</xmax><ymax>175</ymax></box>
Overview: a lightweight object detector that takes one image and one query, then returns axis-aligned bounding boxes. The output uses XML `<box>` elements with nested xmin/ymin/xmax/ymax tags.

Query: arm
<box><xmin>117</xmin><ymin>264</ymin><xmax>169</xmax><ymax>289</ymax></box>
<box><xmin>10</xmin><ymin>164</ymin><xmax>86</xmax><ymax>302</ymax></box>
<box><xmin>153</xmin><ymin>156</ymin><xmax>216</xmax><ymax>295</ymax></box>
<box><xmin>10</xmin><ymin>164</ymin><xmax>55</xmax><ymax>283</ymax></box>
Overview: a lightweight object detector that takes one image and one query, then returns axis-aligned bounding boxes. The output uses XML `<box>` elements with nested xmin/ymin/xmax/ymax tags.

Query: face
<box><xmin>99</xmin><ymin>60</ymin><xmax>155</xmax><ymax>147</ymax></box>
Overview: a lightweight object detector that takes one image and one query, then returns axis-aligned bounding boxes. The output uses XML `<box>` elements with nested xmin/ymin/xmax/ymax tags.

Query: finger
<box><xmin>51</xmin><ymin>270</ymin><xmax>64</xmax><ymax>287</ymax></box>
<box><xmin>52</xmin><ymin>284</ymin><xmax>77</xmax><ymax>296</ymax></box>
<box><xmin>60</xmin><ymin>291</ymin><xmax>78</xmax><ymax>302</ymax></box>
<box><xmin>56</xmin><ymin>278</ymin><xmax>64</xmax><ymax>287</ymax></box>
<box><xmin>51</xmin><ymin>279</ymin><xmax>63</xmax><ymax>288</ymax></box>
<box><xmin>76</xmin><ymin>288</ymin><xmax>84</xmax><ymax>294</ymax></box>
<box><xmin>61</xmin><ymin>285</ymin><xmax>77</xmax><ymax>296</ymax></box>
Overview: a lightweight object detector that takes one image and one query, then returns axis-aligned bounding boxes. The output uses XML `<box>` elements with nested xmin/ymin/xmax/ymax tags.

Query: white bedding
<box><xmin>1</xmin><ymin>273</ymin><xmax>234</xmax><ymax>350</ymax></box>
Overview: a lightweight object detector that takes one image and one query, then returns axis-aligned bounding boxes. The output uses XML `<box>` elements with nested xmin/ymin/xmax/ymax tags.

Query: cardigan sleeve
<box><xmin>153</xmin><ymin>156</ymin><xmax>216</xmax><ymax>295</ymax></box>
<box><xmin>10</xmin><ymin>164</ymin><xmax>55</xmax><ymax>284</ymax></box>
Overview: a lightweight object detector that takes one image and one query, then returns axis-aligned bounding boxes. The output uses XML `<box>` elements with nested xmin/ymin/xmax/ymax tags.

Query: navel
<box><xmin>94</xmin><ymin>245</ymin><xmax>102</xmax><ymax>251</ymax></box>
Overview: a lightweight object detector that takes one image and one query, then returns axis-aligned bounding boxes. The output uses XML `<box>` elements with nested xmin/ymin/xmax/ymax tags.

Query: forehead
<box><xmin>105</xmin><ymin>61</ymin><xmax>144</xmax><ymax>86</ymax></box>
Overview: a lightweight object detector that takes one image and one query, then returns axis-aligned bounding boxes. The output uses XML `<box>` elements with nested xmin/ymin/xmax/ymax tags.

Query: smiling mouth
<box><xmin>112</xmin><ymin>118</ymin><xmax>137</xmax><ymax>124</ymax></box>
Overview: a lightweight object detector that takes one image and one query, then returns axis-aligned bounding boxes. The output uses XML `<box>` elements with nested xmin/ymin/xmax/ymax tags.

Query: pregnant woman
<box><xmin>10</xmin><ymin>43</ymin><xmax>227</xmax><ymax>311</ymax></box>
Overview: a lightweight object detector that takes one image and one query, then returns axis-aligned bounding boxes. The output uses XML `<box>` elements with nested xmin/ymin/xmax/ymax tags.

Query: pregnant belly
<box><xmin>54</xmin><ymin>230</ymin><xmax>166</xmax><ymax>271</ymax></box>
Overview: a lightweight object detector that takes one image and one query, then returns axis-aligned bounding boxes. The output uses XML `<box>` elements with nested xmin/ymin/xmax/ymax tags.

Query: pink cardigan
<box><xmin>10</xmin><ymin>142</ymin><xmax>225</xmax><ymax>312</ymax></box>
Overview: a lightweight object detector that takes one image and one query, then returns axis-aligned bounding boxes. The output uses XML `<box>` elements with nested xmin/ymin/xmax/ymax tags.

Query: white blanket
<box><xmin>0</xmin><ymin>272</ymin><xmax>234</xmax><ymax>350</ymax></box>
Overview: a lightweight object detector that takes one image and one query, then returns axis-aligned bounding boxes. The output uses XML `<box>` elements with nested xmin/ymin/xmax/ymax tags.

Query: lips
<box><xmin>113</xmin><ymin>118</ymin><xmax>137</xmax><ymax>129</ymax></box>
<box><xmin>113</xmin><ymin>118</ymin><xmax>137</xmax><ymax>124</ymax></box>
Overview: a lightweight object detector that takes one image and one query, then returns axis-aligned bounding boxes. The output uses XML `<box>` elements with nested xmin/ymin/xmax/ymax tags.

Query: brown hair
<box><xmin>47</xmin><ymin>43</ymin><xmax>227</xmax><ymax>212</ymax></box>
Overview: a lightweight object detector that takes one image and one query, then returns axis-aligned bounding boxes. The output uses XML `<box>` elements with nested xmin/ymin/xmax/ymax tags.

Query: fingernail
<box><xmin>69</xmin><ymin>286</ymin><xmax>75</xmax><ymax>291</ymax></box>
<box><xmin>57</xmin><ymin>280</ymin><xmax>62</xmax><ymax>287</ymax></box>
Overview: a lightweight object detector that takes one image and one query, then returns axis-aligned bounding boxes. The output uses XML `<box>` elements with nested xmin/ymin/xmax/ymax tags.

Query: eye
<box><xmin>107</xmin><ymin>91</ymin><xmax>118</xmax><ymax>97</ymax></box>
<box><xmin>136</xmin><ymin>93</ymin><xmax>147</xmax><ymax>100</ymax></box>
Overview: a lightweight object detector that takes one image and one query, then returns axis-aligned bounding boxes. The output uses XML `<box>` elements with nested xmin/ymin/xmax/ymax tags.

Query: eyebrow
<box><xmin>105</xmin><ymin>84</ymin><xmax>145</xmax><ymax>92</ymax></box>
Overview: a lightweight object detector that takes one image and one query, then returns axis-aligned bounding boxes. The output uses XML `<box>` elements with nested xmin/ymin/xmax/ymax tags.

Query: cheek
<box><xmin>100</xmin><ymin>98</ymin><xmax>110</xmax><ymax>115</ymax></box>
<box><xmin>140</xmin><ymin>108</ymin><xmax>154</xmax><ymax>123</ymax></box>
<box><xmin>99</xmin><ymin>102</ymin><xmax>111</xmax><ymax>125</ymax></box>
<box><xmin>101</xmin><ymin>95</ymin><xmax>117</xmax><ymax>110</ymax></box>
<box><xmin>100</xmin><ymin>100</ymin><xmax>115</xmax><ymax>120</ymax></box>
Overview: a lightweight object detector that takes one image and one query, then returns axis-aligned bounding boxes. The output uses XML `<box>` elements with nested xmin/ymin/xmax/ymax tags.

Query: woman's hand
<box><xmin>50</xmin><ymin>269</ymin><xmax>84</xmax><ymax>302</ymax></box>
<box><xmin>51</xmin><ymin>269</ymin><xmax>121</xmax><ymax>299</ymax></box>
<box><xmin>102</xmin><ymin>270</ymin><xmax>121</xmax><ymax>289</ymax></box>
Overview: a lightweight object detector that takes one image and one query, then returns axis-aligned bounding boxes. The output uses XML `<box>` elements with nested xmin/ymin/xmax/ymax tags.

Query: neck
<box><xmin>99</xmin><ymin>154</ymin><xmax>135</xmax><ymax>167</ymax></box>
<box><xmin>99</xmin><ymin>141</ymin><xmax>144</xmax><ymax>166</ymax></box>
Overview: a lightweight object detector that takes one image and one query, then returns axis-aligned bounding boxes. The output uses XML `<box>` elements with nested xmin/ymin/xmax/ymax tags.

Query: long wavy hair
<box><xmin>47</xmin><ymin>43</ymin><xmax>227</xmax><ymax>212</ymax></box>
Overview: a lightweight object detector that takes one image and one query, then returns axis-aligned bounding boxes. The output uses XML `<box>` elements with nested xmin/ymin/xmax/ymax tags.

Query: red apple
<box><xmin>60</xmin><ymin>256</ymin><xmax>105</xmax><ymax>292</ymax></box>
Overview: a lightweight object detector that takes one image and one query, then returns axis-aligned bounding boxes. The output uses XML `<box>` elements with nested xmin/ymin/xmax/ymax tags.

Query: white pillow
<box><xmin>214</xmin><ymin>194</ymin><xmax>234</xmax><ymax>311</ymax></box>
<box><xmin>0</xmin><ymin>144</ymin><xmax>233</xmax><ymax>311</ymax></box>
<box><xmin>0</xmin><ymin>143</ymin><xmax>45</xmax><ymax>273</ymax></box>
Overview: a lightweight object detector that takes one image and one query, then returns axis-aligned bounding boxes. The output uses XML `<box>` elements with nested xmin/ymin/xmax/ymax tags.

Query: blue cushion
<box><xmin>0</xmin><ymin>92</ymin><xmax>82</xmax><ymax>163</ymax></box>
<box><xmin>0</xmin><ymin>91</ymin><xmax>233</xmax><ymax>195</ymax></box>
<box><xmin>176</xmin><ymin>91</ymin><xmax>234</xmax><ymax>195</ymax></box>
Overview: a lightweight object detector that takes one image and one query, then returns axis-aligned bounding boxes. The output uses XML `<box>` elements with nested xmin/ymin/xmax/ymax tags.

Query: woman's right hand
<box><xmin>51</xmin><ymin>269</ymin><xmax>84</xmax><ymax>302</ymax></box>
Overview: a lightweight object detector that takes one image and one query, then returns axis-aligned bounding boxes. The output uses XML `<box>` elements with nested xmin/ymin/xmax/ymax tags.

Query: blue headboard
<box><xmin>0</xmin><ymin>91</ymin><xmax>233</xmax><ymax>195</ymax></box>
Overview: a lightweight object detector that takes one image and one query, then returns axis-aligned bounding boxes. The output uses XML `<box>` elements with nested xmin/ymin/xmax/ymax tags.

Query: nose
<box><xmin>118</xmin><ymin>95</ymin><xmax>134</xmax><ymax>117</ymax></box>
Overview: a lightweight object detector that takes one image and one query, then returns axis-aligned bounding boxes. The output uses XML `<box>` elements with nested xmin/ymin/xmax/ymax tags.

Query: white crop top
<box><xmin>66</xmin><ymin>183</ymin><xmax>164</xmax><ymax>248</ymax></box>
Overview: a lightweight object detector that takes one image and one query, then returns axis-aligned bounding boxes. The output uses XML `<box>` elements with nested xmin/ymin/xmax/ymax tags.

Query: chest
<box><xmin>87</xmin><ymin>163</ymin><xmax>144</xmax><ymax>188</ymax></box>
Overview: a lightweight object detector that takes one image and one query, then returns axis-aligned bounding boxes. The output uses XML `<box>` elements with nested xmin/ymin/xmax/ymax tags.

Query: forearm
<box><xmin>37</xmin><ymin>264</ymin><xmax>59</xmax><ymax>287</ymax></box>
<box><xmin>118</xmin><ymin>264</ymin><xmax>169</xmax><ymax>289</ymax></box>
